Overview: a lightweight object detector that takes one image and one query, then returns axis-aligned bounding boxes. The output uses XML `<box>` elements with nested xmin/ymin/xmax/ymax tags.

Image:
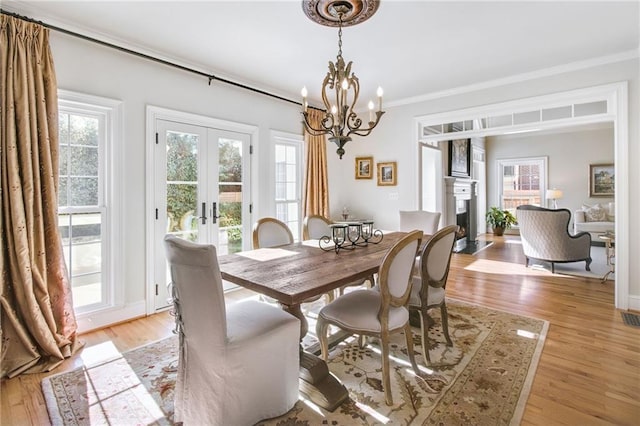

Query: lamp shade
<box><xmin>546</xmin><ymin>189</ymin><xmax>563</xmax><ymax>200</ymax></box>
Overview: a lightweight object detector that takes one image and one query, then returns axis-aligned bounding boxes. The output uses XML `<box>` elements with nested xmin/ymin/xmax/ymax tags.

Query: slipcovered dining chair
<box><xmin>163</xmin><ymin>235</ymin><xmax>300</xmax><ymax>425</ymax></box>
<box><xmin>408</xmin><ymin>225</ymin><xmax>458</xmax><ymax>365</ymax></box>
<box><xmin>399</xmin><ymin>210</ymin><xmax>441</xmax><ymax>235</ymax></box>
<box><xmin>316</xmin><ymin>230</ymin><xmax>423</xmax><ymax>405</ymax></box>
<box><xmin>302</xmin><ymin>214</ymin><xmax>374</xmax><ymax>297</ymax></box>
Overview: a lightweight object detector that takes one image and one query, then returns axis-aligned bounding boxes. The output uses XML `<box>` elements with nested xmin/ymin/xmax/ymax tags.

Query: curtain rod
<box><xmin>1</xmin><ymin>9</ymin><xmax>321</xmax><ymax>110</ymax></box>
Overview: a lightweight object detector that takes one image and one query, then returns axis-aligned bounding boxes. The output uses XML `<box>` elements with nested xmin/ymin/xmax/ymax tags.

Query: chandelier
<box><xmin>301</xmin><ymin>0</ymin><xmax>384</xmax><ymax>159</ymax></box>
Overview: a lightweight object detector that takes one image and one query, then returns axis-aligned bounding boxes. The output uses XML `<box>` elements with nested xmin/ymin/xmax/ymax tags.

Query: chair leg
<box><xmin>440</xmin><ymin>302</ymin><xmax>453</xmax><ymax>347</ymax></box>
<box><xmin>315</xmin><ymin>317</ymin><xmax>330</xmax><ymax>361</ymax></box>
<box><xmin>419</xmin><ymin>308</ymin><xmax>431</xmax><ymax>365</ymax></box>
<box><xmin>403</xmin><ymin>322</ymin><xmax>420</xmax><ymax>375</ymax></box>
<box><xmin>380</xmin><ymin>333</ymin><xmax>393</xmax><ymax>406</ymax></box>
<box><xmin>358</xmin><ymin>334</ymin><xmax>366</xmax><ymax>348</ymax></box>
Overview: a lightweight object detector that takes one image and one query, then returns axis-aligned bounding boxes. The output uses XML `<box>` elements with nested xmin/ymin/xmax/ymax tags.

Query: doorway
<box><xmin>414</xmin><ymin>82</ymin><xmax>629</xmax><ymax>309</ymax></box>
<box><xmin>147</xmin><ymin>108</ymin><xmax>255</xmax><ymax>312</ymax></box>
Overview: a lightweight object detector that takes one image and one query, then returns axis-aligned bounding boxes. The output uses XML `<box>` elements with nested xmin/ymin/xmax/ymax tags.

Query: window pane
<box><xmin>60</xmin><ymin>212</ymin><xmax>103</xmax><ymax>308</ymax></box>
<box><xmin>69</xmin><ymin>145</ymin><xmax>99</xmax><ymax>175</ymax></box>
<box><xmin>286</xmin><ymin>182</ymin><xmax>296</xmax><ymax>200</ymax></box>
<box><xmin>70</xmin><ymin>114</ymin><xmax>99</xmax><ymax>146</ymax></box>
<box><xmin>70</xmin><ymin>177</ymin><xmax>98</xmax><ymax>206</ymax></box>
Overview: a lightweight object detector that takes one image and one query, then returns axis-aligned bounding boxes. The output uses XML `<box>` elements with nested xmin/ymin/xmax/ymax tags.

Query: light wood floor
<box><xmin>2</xmin><ymin>235</ymin><xmax>638</xmax><ymax>425</ymax></box>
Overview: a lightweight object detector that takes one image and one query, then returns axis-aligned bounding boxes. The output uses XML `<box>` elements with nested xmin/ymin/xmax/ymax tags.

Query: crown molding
<box><xmin>387</xmin><ymin>49</ymin><xmax>639</xmax><ymax>108</ymax></box>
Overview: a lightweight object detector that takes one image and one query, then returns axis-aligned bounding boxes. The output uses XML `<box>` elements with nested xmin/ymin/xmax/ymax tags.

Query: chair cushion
<box><xmin>318</xmin><ymin>289</ymin><xmax>409</xmax><ymax>333</ymax></box>
<box><xmin>409</xmin><ymin>276</ymin><xmax>445</xmax><ymax>307</ymax></box>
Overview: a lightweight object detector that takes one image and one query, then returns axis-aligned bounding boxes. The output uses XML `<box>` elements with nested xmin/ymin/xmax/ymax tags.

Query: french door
<box><xmin>152</xmin><ymin>119</ymin><xmax>251</xmax><ymax>310</ymax></box>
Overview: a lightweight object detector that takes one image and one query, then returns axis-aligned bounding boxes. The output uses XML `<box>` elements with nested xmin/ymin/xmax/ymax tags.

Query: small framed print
<box><xmin>377</xmin><ymin>161</ymin><xmax>397</xmax><ymax>186</ymax></box>
<box><xmin>355</xmin><ymin>156</ymin><xmax>373</xmax><ymax>179</ymax></box>
<box><xmin>589</xmin><ymin>163</ymin><xmax>615</xmax><ymax>197</ymax></box>
<box><xmin>448</xmin><ymin>138</ymin><xmax>471</xmax><ymax>178</ymax></box>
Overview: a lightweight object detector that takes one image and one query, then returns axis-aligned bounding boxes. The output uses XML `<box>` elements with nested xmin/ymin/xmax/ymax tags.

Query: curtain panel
<box><xmin>302</xmin><ymin>108</ymin><xmax>329</xmax><ymax>219</ymax></box>
<box><xmin>1</xmin><ymin>15</ymin><xmax>81</xmax><ymax>378</ymax></box>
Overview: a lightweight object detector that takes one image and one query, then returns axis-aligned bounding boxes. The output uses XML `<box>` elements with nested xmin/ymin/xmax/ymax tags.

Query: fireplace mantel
<box><xmin>444</xmin><ymin>177</ymin><xmax>478</xmax><ymax>250</ymax></box>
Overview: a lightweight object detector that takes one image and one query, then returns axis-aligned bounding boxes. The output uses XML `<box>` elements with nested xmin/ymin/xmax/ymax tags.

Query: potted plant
<box><xmin>486</xmin><ymin>207</ymin><xmax>517</xmax><ymax>236</ymax></box>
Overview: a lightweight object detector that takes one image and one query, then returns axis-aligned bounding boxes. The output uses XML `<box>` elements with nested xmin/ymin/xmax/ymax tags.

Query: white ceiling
<box><xmin>4</xmin><ymin>1</ymin><xmax>639</xmax><ymax>107</ymax></box>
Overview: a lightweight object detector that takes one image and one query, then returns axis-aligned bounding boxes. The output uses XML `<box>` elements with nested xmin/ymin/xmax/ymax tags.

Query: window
<box><xmin>497</xmin><ymin>157</ymin><xmax>547</xmax><ymax>216</ymax></box>
<box><xmin>58</xmin><ymin>91</ymin><xmax>122</xmax><ymax>316</ymax></box>
<box><xmin>273</xmin><ymin>132</ymin><xmax>303</xmax><ymax>240</ymax></box>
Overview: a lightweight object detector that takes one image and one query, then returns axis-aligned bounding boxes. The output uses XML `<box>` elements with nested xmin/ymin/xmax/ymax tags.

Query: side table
<box><xmin>598</xmin><ymin>233</ymin><xmax>615</xmax><ymax>282</ymax></box>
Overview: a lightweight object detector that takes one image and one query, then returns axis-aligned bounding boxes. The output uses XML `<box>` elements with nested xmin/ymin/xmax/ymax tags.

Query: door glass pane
<box><xmin>218</xmin><ymin>138</ymin><xmax>243</xmax><ymax>255</ymax></box>
<box><xmin>166</xmin><ymin>131</ymin><xmax>199</xmax><ymax>242</ymax></box>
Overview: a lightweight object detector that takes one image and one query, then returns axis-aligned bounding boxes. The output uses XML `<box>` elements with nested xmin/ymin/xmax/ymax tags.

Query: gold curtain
<box><xmin>302</xmin><ymin>108</ymin><xmax>330</xmax><ymax>218</ymax></box>
<box><xmin>0</xmin><ymin>15</ymin><xmax>81</xmax><ymax>378</ymax></box>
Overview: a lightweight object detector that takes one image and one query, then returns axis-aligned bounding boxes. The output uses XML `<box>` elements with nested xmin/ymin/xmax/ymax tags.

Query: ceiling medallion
<box><xmin>302</xmin><ymin>0</ymin><xmax>380</xmax><ymax>27</ymax></box>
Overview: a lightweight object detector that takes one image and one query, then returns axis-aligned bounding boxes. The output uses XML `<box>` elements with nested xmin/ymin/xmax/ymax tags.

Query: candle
<box><xmin>301</xmin><ymin>86</ymin><xmax>308</xmax><ymax>111</ymax></box>
<box><xmin>368</xmin><ymin>100</ymin><xmax>374</xmax><ymax>123</ymax></box>
<box><xmin>376</xmin><ymin>86</ymin><xmax>383</xmax><ymax>111</ymax></box>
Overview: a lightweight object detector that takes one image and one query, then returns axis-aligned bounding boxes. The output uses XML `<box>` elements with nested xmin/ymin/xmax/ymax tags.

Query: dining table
<box><xmin>217</xmin><ymin>230</ymin><xmax>429</xmax><ymax>411</ymax></box>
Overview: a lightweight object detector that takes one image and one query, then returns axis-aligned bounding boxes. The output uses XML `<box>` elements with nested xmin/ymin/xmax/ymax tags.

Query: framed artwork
<box><xmin>355</xmin><ymin>156</ymin><xmax>373</xmax><ymax>179</ymax></box>
<box><xmin>377</xmin><ymin>161</ymin><xmax>397</xmax><ymax>186</ymax></box>
<box><xmin>589</xmin><ymin>163</ymin><xmax>614</xmax><ymax>197</ymax></box>
<box><xmin>448</xmin><ymin>138</ymin><xmax>471</xmax><ymax>178</ymax></box>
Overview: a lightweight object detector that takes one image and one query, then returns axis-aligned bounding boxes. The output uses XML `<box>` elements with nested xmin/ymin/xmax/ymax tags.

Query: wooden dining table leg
<box><xmin>279</xmin><ymin>302</ymin><xmax>349</xmax><ymax>412</ymax></box>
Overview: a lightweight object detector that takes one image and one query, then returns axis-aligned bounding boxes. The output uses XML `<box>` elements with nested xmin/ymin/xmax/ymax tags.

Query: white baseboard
<box><xmin>627</xmin><ymin>294</ymin><xmax>640</xmax><ymax>312</ymax></box>
<box><xmin>76</xmin><ymin>300</ymin><xmax>147</xmax><ymax>334</ymax></box>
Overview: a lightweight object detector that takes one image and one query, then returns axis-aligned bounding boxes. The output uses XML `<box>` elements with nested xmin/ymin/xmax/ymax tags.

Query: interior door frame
<box><xmin>413</xmin><ymin>82</ymin><xmax>629</xmax><ymax>310</ymax></box>
<box><xmin>145</xmin><ymin>105</ymin><xmax>258</xmax><ymax>314</ymax></box>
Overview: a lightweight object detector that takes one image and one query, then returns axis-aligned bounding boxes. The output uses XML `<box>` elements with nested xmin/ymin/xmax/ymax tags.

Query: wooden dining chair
<box><xmin>253</xmin><ymin>217</ymin><xmax>294</xmax><ymax>249</ymax></box>
<box><xmin>253</xmin><ymin>217</ymin><xmax>323</xmax><ymax>303</ymax></box>
<box><xmin>302</xmin><ymin>214</ymin><xmax>375</xmax><ymax>297</ymax></box>
<box><xmin>316</xmin><ymin>230</ymin><xmax>423</xmax><ymax>405</ymax></box>
<box><xmin>408</xmin><ymin>225</ymin><xmax>458</xmax><ymax>365</ymax></box>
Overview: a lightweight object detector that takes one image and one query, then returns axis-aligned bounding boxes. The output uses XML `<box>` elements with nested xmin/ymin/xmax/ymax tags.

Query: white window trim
<box><xmin>58</xmin><ymin>90</ymin><xmax>124</xmax><ymax>332</ymax></box>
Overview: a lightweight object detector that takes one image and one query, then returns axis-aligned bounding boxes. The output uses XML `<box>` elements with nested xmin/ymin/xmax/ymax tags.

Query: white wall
<box><xmin>49</xmin><ymin>29</ymin><xmax>640</xmax><ymax>318</ymax></box>
<box><xmin>327</xmin><ymin>58</ymin><xmax>639</xmax><ymax>307</ymax></box>
<box><xmin>50</xmin><ymin>32</ymin><xmax>302</xmax><ymax>311</ymax></box>
<box><xmin>486</xmin><ymin>126</ymin><xmax>615</xmax><ymax>219</ymax></box>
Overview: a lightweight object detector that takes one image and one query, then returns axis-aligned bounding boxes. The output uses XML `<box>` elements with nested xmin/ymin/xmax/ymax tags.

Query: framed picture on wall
<box><xmin>448</xmin><ymin>138</ymin><xmax>471</xmax><ymax>178</ymax></box>
<box><xmin>355</xmin><ymin>156</ymin><xmax>373</xmax><ymax>179</ymax></box>
<box><xmin>589</xmin><ymin>163</ymin><xmax>614</xmax><ymax>197</ymax></box>
<box><xmin>377</xmin><ymin>161</ymin><xmax>397</xmax><ymax>186</ymax></box>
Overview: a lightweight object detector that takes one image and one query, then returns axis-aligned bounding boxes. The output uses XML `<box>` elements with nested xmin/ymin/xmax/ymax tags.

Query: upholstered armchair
<box><xmin>164</xmin><ymin>235</ymin><xmax>300</xmax><ymax>425</ymax></box>
<box><xmin>516</xmin><ymin>205</ymin><xmax>592</xmax><ymax>273</ymax></box>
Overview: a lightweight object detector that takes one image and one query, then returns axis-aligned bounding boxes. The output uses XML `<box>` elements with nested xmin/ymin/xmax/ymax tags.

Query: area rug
<box><xmin>42</xmin><ymin>300</ymin><xmax>548</xmax><ymax>425</ymax></box>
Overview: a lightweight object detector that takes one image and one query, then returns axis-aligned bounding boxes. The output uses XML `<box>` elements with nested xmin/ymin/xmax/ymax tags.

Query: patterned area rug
<box><xmin>42</xmin><ymin>300</ymin><xmax>547</xmax><ymax>425</ymax></box>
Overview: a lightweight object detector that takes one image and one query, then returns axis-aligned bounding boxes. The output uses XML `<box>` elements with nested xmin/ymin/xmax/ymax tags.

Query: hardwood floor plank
<box><xmin>1</xmin><ymin>235</ymin><xmax>638</xmax><ymax>425</ymax></box>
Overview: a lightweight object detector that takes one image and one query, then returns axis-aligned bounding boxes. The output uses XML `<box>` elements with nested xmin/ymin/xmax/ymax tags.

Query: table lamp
<box><xmin>546</xmin><ymin>188</ymin><xmax>563</xmax><ymax>209</ymax></box>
